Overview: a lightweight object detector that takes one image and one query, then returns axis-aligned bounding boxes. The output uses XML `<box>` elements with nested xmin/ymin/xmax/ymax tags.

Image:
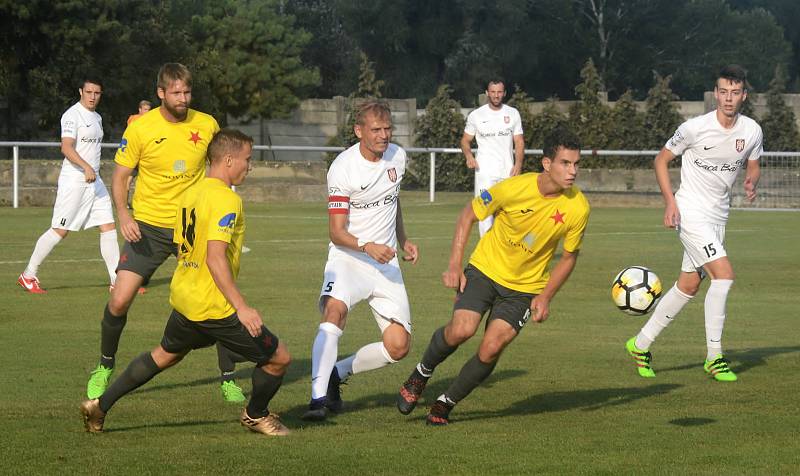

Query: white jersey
<box><xmin>464</xmin><ymin>103</ymin><xmax>523</xmax><ymax>178</ymax></box>
<box><xmin>666</xmin><ymin>110</ymin><xmax>762</xmax><ymax>224</ymax></box>
<box><xmin>59</xmin><ymin>102</ymin><xmax>104</xmax><ymax>182</ymax></box>
<box><xmin>326</xmin><ymin>142</ymin><xmax>406</xmax><ymax>261</ymax></box>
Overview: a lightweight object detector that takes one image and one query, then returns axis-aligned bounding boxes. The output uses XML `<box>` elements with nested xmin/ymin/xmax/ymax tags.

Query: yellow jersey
<box><xmin>115</xmin><ymin>107</ymin><xmax>220</xmax><ymax>228</ymax></box>
<box><xmin>469</xmin><ymin>173</ymin><xmax>590</xmax><ymax>293</ymax></box>
<box><xmin>170</xmin><ymin>178</ymin><xmax>245</xmax><ymax>321</ymax></box>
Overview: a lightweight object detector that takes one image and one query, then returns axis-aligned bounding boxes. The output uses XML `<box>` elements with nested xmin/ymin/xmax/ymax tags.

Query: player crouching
<box><xmin>80</xmin><ymin>129</ymin><xmax>291</xmax><ymax>436</ymax></box>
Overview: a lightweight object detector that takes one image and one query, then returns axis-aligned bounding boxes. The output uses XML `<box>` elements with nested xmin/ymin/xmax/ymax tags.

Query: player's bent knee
<box><xmin>384</xmin><ymin>342</ymin><xmax>409</xmax><ymax>361</ymax></box>
<box><xmin>264</xmin><ymin>343</ymin><xmax>291</xmax><ymax>374</ymax></box>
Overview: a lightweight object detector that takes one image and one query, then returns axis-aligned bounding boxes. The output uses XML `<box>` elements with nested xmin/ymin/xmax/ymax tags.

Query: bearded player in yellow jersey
<box><xmin>81</xmin><ymin>129</ymin><xmax>292</xmax><ymax>436</ymax></box>
<box><xmin>398</xmin><ymin>127</ymin><xmax>590</xmax><ymax>425</ymax></box>
<box><xmin>86</xmin><ymin>63</ymin><xmax>246</xmax><ymax>403</ymax></box>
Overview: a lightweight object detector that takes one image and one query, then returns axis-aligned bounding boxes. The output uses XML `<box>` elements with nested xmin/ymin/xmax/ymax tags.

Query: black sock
<box><xmin>100</xmin><ymin>304</ymin><xmax>127</xmax><ymax>368</ymax></box>
<box><xmin>246</xmin><ymin>367</ymin><xmax>283</xmax><ymax>418</ymax></box>
<box><xmin>420</xmin><ymin>327</ymin><xmax>458</xmax><ymax>374</ymax></box>
<box><xmin>445</xmin><ymin>354</ymin><xmax>497</xmax><ymax>404</ymax></box>
<box><xmin>217</xmin><ymin>343</ymin><xmax>245</xmax><ymax>381</ymax></box>
<box><xmin>98</xmin><ymin>352</ymin><xmax>161</xmax><ymax>413</ymax></box>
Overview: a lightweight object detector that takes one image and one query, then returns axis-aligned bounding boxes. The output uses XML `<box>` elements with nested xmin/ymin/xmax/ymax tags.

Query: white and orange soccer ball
<box><xmin>611</xmin><ymin>266</ymin><xmax>663</xmax><ymax>316</ymax></box>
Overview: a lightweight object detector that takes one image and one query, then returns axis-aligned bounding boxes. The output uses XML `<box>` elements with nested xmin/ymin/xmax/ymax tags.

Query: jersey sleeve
<box><xmin>60</xmin><ymin>109</ymin><xmax>78</xmax><ymax>140</ymax></box>
<box><xmin>471</xmin><ymin>179</ymin><xmax>508</xmax><ymax>221</ymax></box>
<box><xmin>464</xmin><ymin>110</ymin><xmax>477</xmax><ymax>136</ymax></box>
<box><xmin>207</xmin><ymin>192</ymin><xmax>242</xmax><ymax>244</ymax></box>
<box><xmin>664</xmin><ymin>120</ymin><xmax>694</xmax><ymax>156</ymax></box>
<box><xmin>512</xmin><ymin>109</ymin><xmax>523</xmax><ymax>135</ymax></box>
<box><xmin>748</xmin><ymin>127</ymin><xmax>763</xmax><ymax>161</ymax></box>
<box><xmin>563</xmin><ymin>200</ymin><xmax>590</xmax><ymax>253</ymax></box>
<box><xmin>114</xmin><ymin>123</ymin><xmax>141</xmax><ymax>169</ymax></box>
<box><xmin>326</xmin><ymin>159</ymin><xmax>353</xmax><ymax>215</ymax></box>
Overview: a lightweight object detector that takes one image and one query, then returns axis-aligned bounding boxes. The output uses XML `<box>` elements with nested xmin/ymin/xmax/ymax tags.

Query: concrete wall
<box><xmin>228</xmin><ymin>97</ymin><xmax>417</xmax><ymax>162</ymax></box>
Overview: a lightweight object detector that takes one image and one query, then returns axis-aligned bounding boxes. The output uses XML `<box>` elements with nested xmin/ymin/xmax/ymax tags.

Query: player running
<box><xmin>302</xmin><ymin>101</ymin><xmax>419</xmax><ymax>421</ymax></box>
<box><xmin>81</xmin><ymin>129</ymin><xmax>291</xmax><ymax>436</ymax></box>
<box><xmin>398</xmin><ymin>127</ymin><xmax>590</xmax><ymax>425</ymax></box>
<box><xmin>625</xmin><ymin>64</ymin><xmax>763</xmax><ymax>382</ymax></box>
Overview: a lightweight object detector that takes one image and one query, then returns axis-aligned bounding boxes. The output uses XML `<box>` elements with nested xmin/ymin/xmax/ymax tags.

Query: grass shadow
<box><xmin>656</xmin><ymin>345</ymin><xmax>800</xmax><ymax>375</ymax></box>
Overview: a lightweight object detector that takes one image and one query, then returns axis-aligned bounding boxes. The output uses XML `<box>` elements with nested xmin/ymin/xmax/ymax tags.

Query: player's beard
<box><xmin>164</xmin><ymin>101</ymin><xmax>188</xmax><ymax>121</ymax></box>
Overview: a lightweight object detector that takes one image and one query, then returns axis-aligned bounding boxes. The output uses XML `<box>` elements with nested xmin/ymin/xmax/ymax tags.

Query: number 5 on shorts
<box><xmin>324</xmin><ymin>281</ymin><xmax>334</xmax><ymax>293</ymax></box>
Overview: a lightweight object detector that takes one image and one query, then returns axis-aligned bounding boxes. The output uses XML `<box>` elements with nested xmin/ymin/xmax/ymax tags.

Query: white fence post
<box><xmin>429</xmin><ymin>151</ymin><xmax>436</xmax><ymax>202</ymax></box>
<box><xmin>13</xmin><ymin>145</ymin><xmax>19</xmax><ymax>209</ymax></box>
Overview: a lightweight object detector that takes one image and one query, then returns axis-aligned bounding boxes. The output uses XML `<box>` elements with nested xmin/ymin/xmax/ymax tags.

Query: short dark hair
<box><xmin>718</xmin><ymin>64</ymin><xmax>749</xmax><ymax>90</ymax></box>
<box><xmin>355</xmin><ymin>100</ymin><xmax>392</xmax><ymax>126</ymax></box>
<box><xmin>79</xmin><ymin>77</ymin><xmax>103</xmax><ymax>90</ymax></box>
<box><xmin>543</xmin><ymin>127</ymin><xmax>581</xmax><ymax>159</ymax></box>
<box><xmin>486</xmin><ymin>78</ymin><xmax>505</xmax><ymax>91</ymax></box>
<box><xmin>157</xmin><ymin>63</ymin><xmax>192</xmax><ymax>91</ymax></box>
<box><xmin>207</xmin><ymin>128</ymin><xmax>253</xmax><ymax>164</ymax></box>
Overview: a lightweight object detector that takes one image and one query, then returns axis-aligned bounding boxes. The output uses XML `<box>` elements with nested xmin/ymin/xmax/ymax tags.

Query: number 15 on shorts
<box><xmin>703</xmin><ymin>243</ymin><xmax>717</xmax><ymax>258</ymax></box>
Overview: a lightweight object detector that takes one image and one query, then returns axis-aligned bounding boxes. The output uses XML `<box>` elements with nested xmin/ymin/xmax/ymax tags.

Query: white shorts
<box><xmin>474</xmin><ymin>173</ymin><xmax>505</xmax><ymax>196</ymax></box>
<box><xmin>677</xmin><ymin>219</ymin><xmax>727</xmax><ymax>273</ymax></box>
<box><xmin>51</xmin><ymin>179</ymin><xmax>114</xmax><ymax>231</ymax></box>
<box><xmin>319</xmin><ymin>254</ymin><xmax>411</xmax><ymax>334</ymax></box>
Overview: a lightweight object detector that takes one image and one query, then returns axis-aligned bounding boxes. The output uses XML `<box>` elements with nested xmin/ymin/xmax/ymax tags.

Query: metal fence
<box><xmin>2</xmin><ymin>141</ymin><xmax>799</xmax><ymax>209</ymax></box>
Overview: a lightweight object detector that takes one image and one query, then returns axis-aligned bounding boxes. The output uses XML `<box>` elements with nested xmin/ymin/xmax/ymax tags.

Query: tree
<box><xmin>642</xmin><ymin>73</ymin><xmax>683</xmax><ymax>149</ymax></box>
<box><xmin>410</xmin><ymin>84</ymin><xmax>467</xmax><ymax>190</ymax></box>
<box><xmin>325</xmin><ymin>52</ymin><xmax>385</xmax><ymax>164</ymax></box>
<box><xmin>760</xmin><ymin>64</ymin><xmax>800</xmax><ymax>151</ymax></box>
<box><xmin>569</xmin><ymin>58</ymin><xmax>611</xmax><ymax>150</ymax></box>
<box><xmin>507</xmin><ymin>85</ymin><xmax>536</xmax><ymax>146</ymax></box>
<box><xmin>184</xmin><ymin>0</ymin><xmax>320</xmax><ymax>123</ymax></box>
<box><xmin>524</xmin><ymin>98</ymin><xmax>569</xmax><ymax>172</ymax></box>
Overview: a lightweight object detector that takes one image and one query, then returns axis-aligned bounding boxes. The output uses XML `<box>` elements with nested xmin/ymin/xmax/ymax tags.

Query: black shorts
<box><xmin>117</xmin><ymin>220</ymin><xmax>177</xmax><ymax>285</ymax></box>
<box><xmin>161</xmin><ymin>310</ymin><xmax>280</xmax><ymax>367</ymax></box>
<box><xmin>453</xmin><ymin>264</ymin><xmax>536</xmax><ymax>332</ymax></box>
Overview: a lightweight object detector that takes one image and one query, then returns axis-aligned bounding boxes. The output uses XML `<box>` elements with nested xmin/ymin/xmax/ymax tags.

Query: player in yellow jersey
<box><xmin>397</xmin><ymin>127</ymin><xmax>590</xmax><ymax>425</ymax></box>
<box><xmin>81</xmin><ymin>129</ymin><xmax>292</xmax><ymax>436</ymax></box>
<box><xmin>86</xmin><ymin>63</ymin><xmax>246</xmax><ymax>404</ymax></box>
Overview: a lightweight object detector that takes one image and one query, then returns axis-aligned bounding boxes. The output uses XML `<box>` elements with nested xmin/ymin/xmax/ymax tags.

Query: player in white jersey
<box><xmin>626</xmin><ymin>65</ymin><xmax>762</xmax><ymax>382</ymax></box>
<box><xmin>461</xmin><ymin>79</ymin><xmax>525</xmax><ymax>236</ymax></box>
<box><xmin>18</xmin><ymin>77</ymin><xmax>119</xmax><ymax>294</ymax></box>
<box><xmin>302</xmin><ymin>101</ymin><xmax>419</xmax><ymax>421</ymax></box>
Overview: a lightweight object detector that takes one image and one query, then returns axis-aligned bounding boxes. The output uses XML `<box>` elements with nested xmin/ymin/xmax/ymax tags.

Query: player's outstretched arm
<box><xmin>207</xmin><ymin>240</ymin><xmax>262</xmax><ymax>337</ymax></box>
<box><xmin>654</xmin><ymin>147</ymin><xmax>679</xmax><ymax>228</ymax></box>
<box><xmin>111</xmin><ymin>164</ymin><xmax>140</xmax><ymax>241</ymax></box>
<box><xmin>442</xmin><ymin>202</ymin><xmax>477</xmax><ymax>292</ymax></box>
<box><xmin>744</xmin><ymin>158</ymin><xmax>761</xmax><ymax>201</ymax></box>
<box><xmin>530</xmin><ymin>249</ymin><xmax>579</xmax><ymax>323</ymax></box>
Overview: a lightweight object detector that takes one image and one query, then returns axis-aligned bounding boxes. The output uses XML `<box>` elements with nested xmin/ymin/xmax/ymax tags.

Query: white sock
<box><xmin>24</xmin><ymin>229</ymin><xmax>63</xmax><ymax>278</ymax></box>
<box><xmin>310</xmin><ymin>322</ymin><xmax>342</xmax><ymax>400</ymax></box>
<box><xmin>636</xmin><ymin>283</ymin><xmax>693</xmax><ymax>350</ymax></box>
<box><xmin>335</xmin><ymin>342</ymin><xmax>395</xmax><ymax>380</ymax></box>
<box><xmin>705</xmin><ymin>279</ymin><xmax>733</xmax><ymax>360</ymax></box>
<box><xmin>100</xmin><ymin>230</ymin><xmax>120</xmax><ymax>285</ymax></box>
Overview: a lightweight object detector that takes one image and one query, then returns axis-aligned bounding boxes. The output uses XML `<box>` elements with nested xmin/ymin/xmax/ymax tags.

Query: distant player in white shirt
<box><xmin>461</xmin><ymin>79</ymin><xmax>525</xmax><ymax>236</ymax></box>
<box><xmin>302</xmin><ymin>101</ymin><xmax>419</xmax><ymax>421</ymax></box>
<box><xmin>626</xmin><ymin>65</ymin><xmax>762</xmax><ymax>382</ymax></box>
<box><xmin>18</xmin><ymin>77</ymin><xmax>119</xmax><ymax>294</ymax></box>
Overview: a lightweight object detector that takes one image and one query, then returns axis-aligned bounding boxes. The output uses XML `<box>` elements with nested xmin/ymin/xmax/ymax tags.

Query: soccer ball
<box><xmin>611</xmin><ymin>266</ymin><xmax>663</xmax><ymax>316</ymax></box>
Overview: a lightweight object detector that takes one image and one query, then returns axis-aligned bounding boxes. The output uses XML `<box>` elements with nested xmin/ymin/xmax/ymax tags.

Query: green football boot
<box><xmin>704</xmin><ymin>355</ymin><xmax>738</xmax><ymax>382</ymax></box>
<box><xmin>625</xmin><ymin>337</ymin><xmax>656</xmax><ymax>378</ymax></box>
<box><xmin>86</xmin><ymin>364</ymin><xmax>114</xmax><ymax>399</ymax></box>
<box><xmin>221</xmin><ymin>380</ymin><xmax>247</xmax><ymax>403</ymax></box>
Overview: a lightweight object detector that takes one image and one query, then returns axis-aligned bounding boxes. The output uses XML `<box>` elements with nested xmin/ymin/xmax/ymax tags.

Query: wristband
<box><xmin>357</xmin><ymin>238</ymin><xmax>369</xmax><ymax>253</ymax></box>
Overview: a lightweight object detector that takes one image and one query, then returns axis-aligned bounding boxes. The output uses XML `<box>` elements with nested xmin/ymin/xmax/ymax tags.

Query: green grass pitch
<box><xmin>1</xmin><ymin>192</ymin><xmax>798</xmax><ymax>475</ymax></box>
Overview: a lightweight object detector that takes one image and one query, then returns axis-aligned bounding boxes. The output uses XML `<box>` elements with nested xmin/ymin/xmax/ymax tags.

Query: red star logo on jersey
<box><xmin>188</xmin><ymin>131</ymin><xmax>201</xmax><ymax>145</ymax></box>
<box><xmin>550</xmin><ymin>209</ymin><xmax>566</xmax><ymax>225</ymax></box>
